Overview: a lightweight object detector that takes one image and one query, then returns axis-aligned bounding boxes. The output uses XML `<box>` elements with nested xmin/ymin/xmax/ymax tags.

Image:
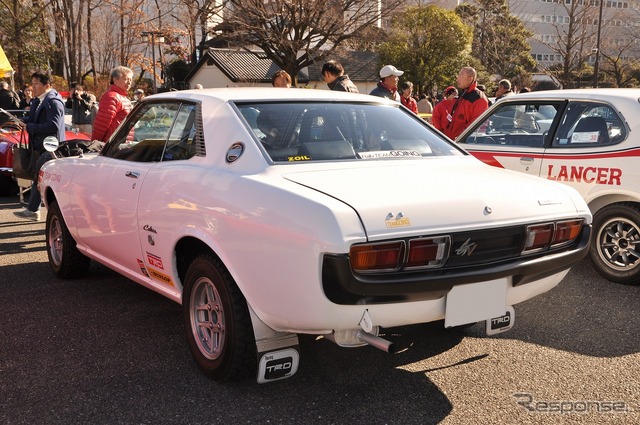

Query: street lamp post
<box><xmin>593</xmin><ymin>0</ymin><xmax>605</xmax><ymax>88</ymax></box>
<box><xmin>141</xmin><ymin>31</ymin><xmax>165</xmax><ymax>93</ymax></box>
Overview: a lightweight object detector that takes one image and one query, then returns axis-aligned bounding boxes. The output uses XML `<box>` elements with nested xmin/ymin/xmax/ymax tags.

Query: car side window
<box><xmin>164</xmin><ymin>104</ymin><xmax>197</xmax><ymax>161</ymax></box>
<box><xmin>463</xmin><ymin>102</ymin><xmax>562</xmax><ymax>148</ymax></box>
<box><xmin>101</xmin><ymin>102</ymin><xmax>197</xmax><ymax>162</ymax></box>
<box><xmin>553</xmin><ymin>102</ymin><xmax>626</xmax><ymax>147</ymax></box>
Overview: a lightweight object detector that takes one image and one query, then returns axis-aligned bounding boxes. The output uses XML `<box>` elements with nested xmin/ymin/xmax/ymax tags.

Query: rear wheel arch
<box><xmin>587</xmin><ymin>195</ymin><xmax>640</xmax><ymax>217</ymax></box>
<box><xmin>175</xmin><ymin>237</ymin><xmax>222</xmax><ymax>293</ymax></box>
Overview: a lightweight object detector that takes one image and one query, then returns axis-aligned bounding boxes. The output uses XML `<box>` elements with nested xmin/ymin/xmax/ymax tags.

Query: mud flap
<box><xmin>486</xmin><ymin>306</ymin><xmax>515</xmax><ymax>336</ymax></box>
<box><xmin>249</xmin><ymin>305</ymin><xmax>300</xmax><ymax>383</ymax></box>
<box><xmin>257</xmin><ymin>346</ymin><xmax>300</xmax><ymax>384</ymax></box>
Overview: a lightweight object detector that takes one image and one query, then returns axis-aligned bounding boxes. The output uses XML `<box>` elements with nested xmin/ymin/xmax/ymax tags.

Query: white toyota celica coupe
<box><xmin>39</xmin><ymin>88</ymin><xmax>591</xmax><ymax>383</ymax></box>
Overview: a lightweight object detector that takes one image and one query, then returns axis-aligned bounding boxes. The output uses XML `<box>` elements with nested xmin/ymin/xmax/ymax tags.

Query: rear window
<box><xmin>235</xmin><ymin>102</ymin><xmax>463</xmax><ymax>162</ymax></box>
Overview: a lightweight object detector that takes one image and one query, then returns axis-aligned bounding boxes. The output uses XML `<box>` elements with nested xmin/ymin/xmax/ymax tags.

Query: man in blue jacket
<box><xmin>14</xmin><ymin>71</ymin><xmax>65</xmax><ymax>221</ymax></box>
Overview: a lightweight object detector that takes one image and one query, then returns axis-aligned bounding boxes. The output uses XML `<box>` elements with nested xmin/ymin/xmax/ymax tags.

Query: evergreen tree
<box><xmin>377</xmin><ymin>5</ymin><xmax>472</xmax><ymax>95</ymax></box>
<box><xmin>455</xmin><ymin>0</ymin><xmax>535</xmax><ymax>80</ymax></box>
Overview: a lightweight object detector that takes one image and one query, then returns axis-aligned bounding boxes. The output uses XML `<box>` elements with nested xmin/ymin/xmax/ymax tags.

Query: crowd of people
<box><xmin>364</xmin><ymin>63</ymin><xmax>533</xmax><ymax>141</ymax></box>
<box><xmin>11</xmin><ymin>65</ymin><xmax>138</xmax><ymax>221</ymax></box>
<box><xmin>9</xmin><ymin>62</ymin><xmax>529</xmax><ymax>222</ymax></box>
<box><xmin>261</xmin><ymin>61</ymin><xmax>534</xmax><ymax>148</ymax></box>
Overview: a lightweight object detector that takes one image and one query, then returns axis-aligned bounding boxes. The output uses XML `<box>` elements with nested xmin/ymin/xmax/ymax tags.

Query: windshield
<box><xmin>235</xmin><ymin>102</ymin><xmax>464</xmax><ymax>162</ymax></box>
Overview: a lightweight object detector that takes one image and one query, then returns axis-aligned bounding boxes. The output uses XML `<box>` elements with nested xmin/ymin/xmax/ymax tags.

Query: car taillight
<box><xmin>350</xmin><ymin>241</ymin><xmax>404</xmax><ymax>272</ymax></box>
<box><xmin>524</xmin><ymin>223</ymin><xmax>554</xmax><ymax>252</ymax></box>
<box><xmin>350</xmin><ymin>236</ymin><xmax>451</xmax><ymax>273</ymax></box>
<box><xmin>551</xmin><ymin>220</ymin><xmax>584</xmax><ymax>247</ymax></box>
<box><xmin>349</xmin><ymin>219</ymin><xmax>584</xmax><ymax>274</ymax></box>
<box><xmin>523</xmin><ymin>219</ymin><xmax>583</xmax><ymax>253</ymax></box>
<box><xmin>406</xmin><ymin>237</ymin><xmax>449</xmax><ymax>269</ymax></box>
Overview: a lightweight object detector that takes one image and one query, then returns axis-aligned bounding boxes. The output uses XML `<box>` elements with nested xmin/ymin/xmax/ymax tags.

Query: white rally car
<box><xmin>39</xmin><ymin>88</ymin><xmax>591</xmax><ymax>383</ymax></box>
<box><xmin>457</xmin><ymin>88</ymin><xmax>640</xmax><ymax>285</ymax></box>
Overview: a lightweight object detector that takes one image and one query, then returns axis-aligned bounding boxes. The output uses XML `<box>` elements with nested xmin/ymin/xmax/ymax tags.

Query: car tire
<box><xmin>0</xmin><ymin>175</ymin><xmax>18</xmax><ymax>196</ymax></box>
<box><xmin>589</xmin><ymin>203</ymin><xmax>640</xmax><ymax>285</ymax></box>
<box><xmin>183</xmin><ymin>254</ymin><xmax>257</xmax><ymax>381</ymax></box>
<box><xmin>46</xmin><ymin>201</ymin><xmax>90</xmax><ymax>278</ymax></box>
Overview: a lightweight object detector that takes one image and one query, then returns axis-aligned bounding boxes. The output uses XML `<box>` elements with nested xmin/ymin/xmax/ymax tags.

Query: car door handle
<box><xmin>125</xmin><ymin>171</ymin><xmax>140</xmax><ymax>179</ymax></box>
<box><xmin>520</xmin><ymin>157</ymin><xmax>534</xmax><ymax>164</ymax></box>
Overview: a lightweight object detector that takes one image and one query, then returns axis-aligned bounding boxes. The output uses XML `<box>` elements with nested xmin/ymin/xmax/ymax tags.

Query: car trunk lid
<box><xmin>282</xmin><ymin>157</ymin><xmax>581</xmax><ymax>239</ymax></box>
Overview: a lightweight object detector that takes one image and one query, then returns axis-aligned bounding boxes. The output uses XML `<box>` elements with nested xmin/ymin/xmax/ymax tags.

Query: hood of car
<box><xmin>283</xmin><ymin>157</ymin><xmax>585</xmax><ymax>239</ymax></box>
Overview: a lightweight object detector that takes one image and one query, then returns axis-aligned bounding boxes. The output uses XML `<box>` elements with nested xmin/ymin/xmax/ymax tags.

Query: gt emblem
<box><xmin>455</xmin><ymin>238</ymin><xmax>478</xmax><ymax>256</ymax></box>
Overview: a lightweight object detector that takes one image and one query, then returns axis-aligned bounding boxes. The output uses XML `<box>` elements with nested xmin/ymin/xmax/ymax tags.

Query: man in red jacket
<box><xmin>442</xmin><ymin>66</ymin><xmax>488</xmax><ymax>141</ymax></box>
<box><xmin>432</xmin><ymin>86</ymin><xmax>458</xmax><ymax>133</ymax></box>
<box><xmin>92</xmin><ymin>66</ymin><xmax>133</xmax><ymax>142</ymax></box>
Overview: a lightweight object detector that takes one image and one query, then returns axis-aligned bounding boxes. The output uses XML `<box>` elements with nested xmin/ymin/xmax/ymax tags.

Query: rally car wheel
<box><xmin>183</xmin><ymin>254</ymin><xmax>256</xmax><ymax>381</ymax></box>
<box><xmin>589</xmin><ymin>203</ymin><xmax>640</xmax><ymax>285</ymax></box>
<box><xmin>46</xmin><ymin>201</ymin><xmax>90</xmax><ymax>278</ymax></box>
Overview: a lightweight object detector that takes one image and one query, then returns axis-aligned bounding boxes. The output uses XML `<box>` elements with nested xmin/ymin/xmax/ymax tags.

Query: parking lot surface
<box><xmin>0</xmin><ymin>195</ymin><xmax>638</xmax><ymax>424</ymax></box>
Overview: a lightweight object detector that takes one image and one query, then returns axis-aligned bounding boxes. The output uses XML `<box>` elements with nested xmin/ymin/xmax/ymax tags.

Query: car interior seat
<box><xmin>299</xmin><ymin>108</ymin><xmax>349</xmax><ymax>143</ymax></box>
<box><xmin>573</xmin><ymin>116</ymin><xmax>609</xmax><ymax>144</ymax></box>
<box><xmin>298</xmin><ymin>108</ymin><xmax>356</xmax><ymax>159</ymax></box>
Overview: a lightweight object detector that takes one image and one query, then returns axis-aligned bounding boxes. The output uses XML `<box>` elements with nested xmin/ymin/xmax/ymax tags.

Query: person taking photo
<box><xmin>66</xmin><ymin>82</ymin><xmax>97</xmax><ymax>134</ymax></box>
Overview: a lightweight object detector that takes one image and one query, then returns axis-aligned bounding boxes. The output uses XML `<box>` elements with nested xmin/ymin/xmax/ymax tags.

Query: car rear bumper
<box><xmin>322</xmin><ymin>226</ymin><xmax>591</xmax><ymax>305</ymax></box>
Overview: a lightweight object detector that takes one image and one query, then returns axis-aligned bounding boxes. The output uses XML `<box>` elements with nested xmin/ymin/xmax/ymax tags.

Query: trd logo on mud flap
<box><xmin>490</xmin><ymin>310</ymin><xmax>511</xmax><ymax>330</ymax></box>
<box><xmin>264</xmin><ymin>356</ymin><xmax>293</xmax><ymax>380</ymax></box>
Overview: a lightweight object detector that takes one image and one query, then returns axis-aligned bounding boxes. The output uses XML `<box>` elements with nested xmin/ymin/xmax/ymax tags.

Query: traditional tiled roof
<box><xmin>185</xmin><ymin>48</ymin><xmax>309</xmax><ymax>84</ymax></box>
<box><xmin>307</xmin><ymin>51</ymin><xmax>380</xmax><ymax>82</ymax></box>
<box><xmin>185</xmin><ymin>48</ymin><xmax>380</xmax><ymax>85</ymax></box>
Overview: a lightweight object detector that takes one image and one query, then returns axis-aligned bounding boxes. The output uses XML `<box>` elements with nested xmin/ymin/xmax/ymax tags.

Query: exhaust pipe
<box><xmin>357</xmin><ymin>330</ymin><xmax>396</xmax><ymax>353</ymax></box>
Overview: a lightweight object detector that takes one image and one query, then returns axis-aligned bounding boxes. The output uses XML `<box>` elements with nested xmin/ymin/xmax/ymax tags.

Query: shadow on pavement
<box><xmin>464</xmin><ymin>258</ymin><xmax>640</xmax><ymax>358</ymax></box>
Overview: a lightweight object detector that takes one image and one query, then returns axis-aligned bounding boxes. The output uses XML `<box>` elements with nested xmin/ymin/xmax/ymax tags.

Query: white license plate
<box><xmin>445</xmin><ymin>279</ymin><xmax>508</xmax><ymax>328</ymax></box>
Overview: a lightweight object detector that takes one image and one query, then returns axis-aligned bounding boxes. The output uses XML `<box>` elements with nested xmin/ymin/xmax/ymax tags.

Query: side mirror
<box><xmin>43</xmin><ymin>136</ymin><xmax>60</xmax><ymax>152</ymax></box>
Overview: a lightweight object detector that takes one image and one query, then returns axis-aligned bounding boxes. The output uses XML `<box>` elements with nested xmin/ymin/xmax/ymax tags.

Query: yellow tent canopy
<box><xmin>0</xmin><ymin>45</ymin><xmax>14</xmax><ymax>85</ymax></box>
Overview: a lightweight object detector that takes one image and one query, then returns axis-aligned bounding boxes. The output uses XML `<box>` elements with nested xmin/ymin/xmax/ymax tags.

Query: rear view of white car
<box><xmin>39</xmin><ymin>88</ymin><xmax>591</xmax><ymax>383</ymax></box>
<box><xmin>458</xmin><ymin>88</ymin><xmax>640</xmax><ymax>285</ymax></box>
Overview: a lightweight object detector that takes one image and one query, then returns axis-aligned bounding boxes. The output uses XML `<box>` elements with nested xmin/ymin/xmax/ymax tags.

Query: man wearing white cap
<box><xmin>369</xmin><ymin>65</ymin><xmax>403</xmax><ymax>102</ymax></box>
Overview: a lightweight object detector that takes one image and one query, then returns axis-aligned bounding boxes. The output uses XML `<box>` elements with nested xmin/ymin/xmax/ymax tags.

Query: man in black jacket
<box><xmin>321</xmin><ymin>61</ymin><xmax>359</xmax><ymax>93</ymax></box>
<box><xmin>0</xmin><ymin>81</ymin><xmax>20</xmax><ymax>110</ymax></box>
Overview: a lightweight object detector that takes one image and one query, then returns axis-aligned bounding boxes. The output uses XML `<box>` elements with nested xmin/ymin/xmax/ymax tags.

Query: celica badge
<box><xmin>385</xmin><ymin>212</ymin><xmax>411</xmax><ymax>228</ymax></box>
<box><xmin>455</xmin><ymin>238</ymin><xmax>478</xmax><ymax>256</ymax></box>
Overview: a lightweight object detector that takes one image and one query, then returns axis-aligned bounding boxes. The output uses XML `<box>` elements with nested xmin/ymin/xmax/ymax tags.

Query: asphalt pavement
<box><xmin>0</xmin><ymin>195</ymin><xmax>638</xmax><ymax>424</ymax></box>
